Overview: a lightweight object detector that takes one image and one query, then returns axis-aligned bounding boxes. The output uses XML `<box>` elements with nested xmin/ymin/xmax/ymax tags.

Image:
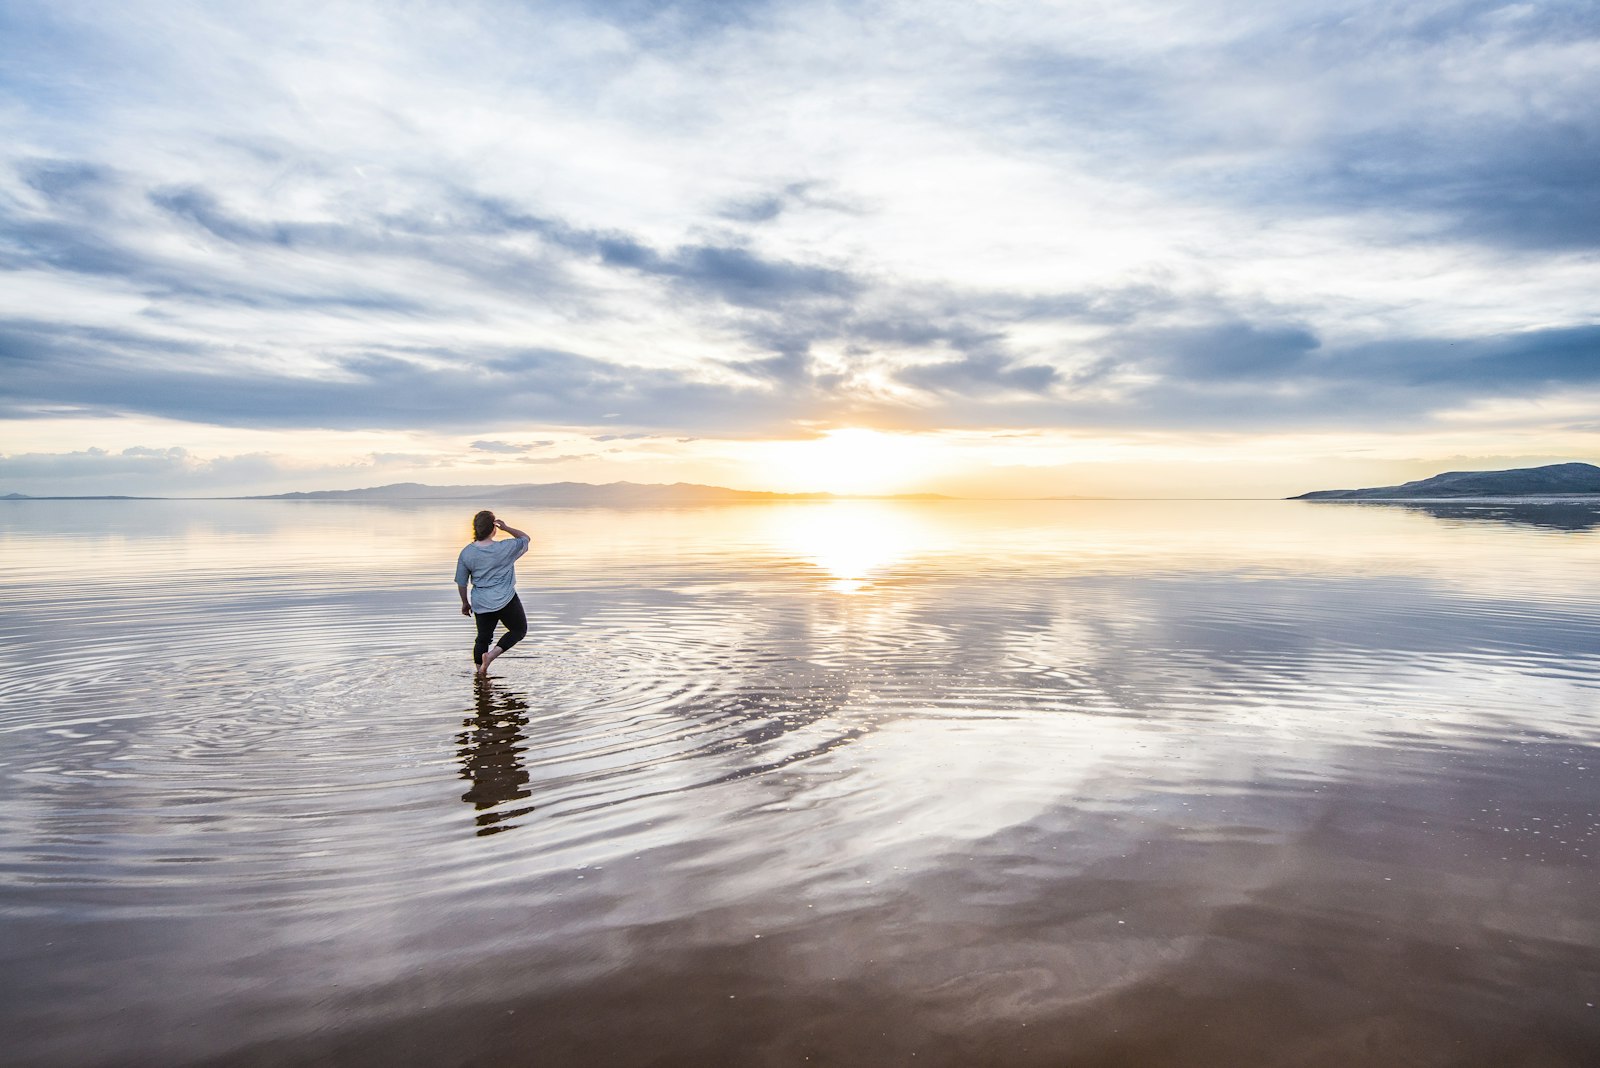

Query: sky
<box><xmin>1</xmin><ymin>0</ymin><xmax>1597</xmax><ymax>498</ymax></box>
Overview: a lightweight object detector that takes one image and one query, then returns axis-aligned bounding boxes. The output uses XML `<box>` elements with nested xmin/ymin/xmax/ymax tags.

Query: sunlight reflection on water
<box><xmin>1</xmin><ymin>498</ymin><xmax>1598</xmax><ymax>1066</ymax></box>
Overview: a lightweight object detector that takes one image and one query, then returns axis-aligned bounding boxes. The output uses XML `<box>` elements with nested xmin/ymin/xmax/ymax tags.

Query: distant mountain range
<box><xmin>1291</xmin><ymin>462</ymin><xmax>1600</xmax><ymax>500</ymax></box>
<box><xmin>11</xmin><ymin>468</ymin><xmax>1598</xmax><ymax>503</ymax></box>
<box><xmin>1</xmin><ymin>492</ymin><xmax>146</xmax><ymax>500</ymax></box>
<box><xmin>0</xmin><ymin>481</ymin><xmax>951</xmax><ymax>503</ymax></box>
<box><xmin>249</xmin><ymin>481</ymin><xmax>950</xmax><ymax>504</ymax></box>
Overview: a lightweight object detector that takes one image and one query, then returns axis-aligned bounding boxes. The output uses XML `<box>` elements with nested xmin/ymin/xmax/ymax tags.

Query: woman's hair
<box><xmin>472</xmin><ymin>510</ymin><xmax>495</xmax><ymax>541</ymax></box>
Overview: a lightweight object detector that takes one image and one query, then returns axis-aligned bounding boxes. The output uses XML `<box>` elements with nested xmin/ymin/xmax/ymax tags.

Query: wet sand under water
<box><xmin>205</xmin><ymin>769</ymin><xmax>1599</xmax><ymax>1068</ymax></box>
<box><xmin>1</xmin><ymin>499</ymin><xmax>1598</xmax><ymax>1066</ymax></box>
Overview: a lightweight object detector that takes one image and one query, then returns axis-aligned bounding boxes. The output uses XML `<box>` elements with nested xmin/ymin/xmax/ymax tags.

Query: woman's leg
<box><xmin>494</xmin><ymin>595</ymin><xmax>528</xmax><ymax>653</ymax></box>
<box><xmin>479</xmin><ymin>596</ymin><xmax>526</xmax><ymax>674</ymax></box>
<box><xmin>473</xmin><ymin>606</ymin><xmax>501</xmax><ymax>667</ymax></box>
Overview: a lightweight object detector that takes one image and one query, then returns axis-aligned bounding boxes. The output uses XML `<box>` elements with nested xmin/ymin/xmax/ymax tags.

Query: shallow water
<box><xmin>2</xmin><ymin>498</ymin><xmax>1598</xmax><ymax>1066</ymax></box>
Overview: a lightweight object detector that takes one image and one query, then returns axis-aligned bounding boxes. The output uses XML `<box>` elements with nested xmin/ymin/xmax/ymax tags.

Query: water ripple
<box><xmin>3</xmin><ymin>501</ymin><xmax>1600</xmax><ymax>1066</ymax></box>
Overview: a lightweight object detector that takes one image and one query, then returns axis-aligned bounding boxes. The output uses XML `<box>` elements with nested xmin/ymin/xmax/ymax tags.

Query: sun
<box><xmin>765</xmin><ymin>428</ymin><xmax>931</xmax><ymax>496</ymax></box>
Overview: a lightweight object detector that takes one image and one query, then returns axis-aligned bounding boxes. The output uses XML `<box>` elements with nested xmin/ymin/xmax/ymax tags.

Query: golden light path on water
<box><xmin>767</xmin><ymin>501</ymin><xmax>952</xmax><ymax>593</ymax></box>
<box><xmin>0</xmin><ymin>498</ymin><xmax>1598</xmax><ymax>1066</ymax></box>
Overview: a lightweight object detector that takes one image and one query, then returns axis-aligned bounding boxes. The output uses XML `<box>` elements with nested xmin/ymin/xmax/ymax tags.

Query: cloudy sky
<box><xmin>2</xmin><ymin>0</ymin><xmax>1597</xmax><ymax>498</ymax></box>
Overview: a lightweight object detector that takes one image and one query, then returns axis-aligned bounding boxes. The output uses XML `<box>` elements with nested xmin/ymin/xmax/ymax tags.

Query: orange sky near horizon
<box><xmin>7</xmin><ymin>416</ymin><xmax>1596</xmax><ymax>500</ymax></box>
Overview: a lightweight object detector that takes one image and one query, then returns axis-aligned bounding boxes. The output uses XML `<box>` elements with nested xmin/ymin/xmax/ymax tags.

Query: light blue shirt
<box><xmin>454</xmin><ymin>536</ymin><xmax>529</xmax><ymax>613</ymax></box>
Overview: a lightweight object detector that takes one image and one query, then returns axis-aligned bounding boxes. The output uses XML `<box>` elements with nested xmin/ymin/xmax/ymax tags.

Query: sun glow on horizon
<box><xmin>761</xmin><ymin>428</ymin><xmax>937</xmax><ymax>496</ymax></box>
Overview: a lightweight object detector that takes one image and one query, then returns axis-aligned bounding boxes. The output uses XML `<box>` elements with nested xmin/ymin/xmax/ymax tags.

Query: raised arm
<box><xmin>494</xmin><ymin>518</ymin><xmax>529</xmax><ymax>540</ymax></box>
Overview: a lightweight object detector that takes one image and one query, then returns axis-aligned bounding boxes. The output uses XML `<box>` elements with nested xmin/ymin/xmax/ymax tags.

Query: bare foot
<box><xmin>478</xmin><ymin>645</ymin><xmax>502</xmax><ymax>675</ymax></box>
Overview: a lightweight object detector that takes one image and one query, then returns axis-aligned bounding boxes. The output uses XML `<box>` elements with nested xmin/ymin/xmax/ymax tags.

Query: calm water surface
<box><xmin>2</xmin><ymin>499</ymin><xmax>1598</xmax><ymax>1066</ymax></box>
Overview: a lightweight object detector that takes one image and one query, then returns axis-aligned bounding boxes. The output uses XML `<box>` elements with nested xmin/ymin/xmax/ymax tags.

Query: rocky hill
<box><xmin>1291</xmin><ymin>462</ymin><xmax>1600</xmax><ymax>500</ymax></box>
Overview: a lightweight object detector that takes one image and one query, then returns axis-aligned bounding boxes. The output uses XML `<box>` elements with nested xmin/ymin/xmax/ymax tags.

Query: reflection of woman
<box><xmin>458</xmin><ymin>681</ymin><xmax>534</xmax><ymax>835</ymax></box>
<box><xmin>454</xmin><ymin>510</ymin><xmax>530</xmax><ymax>676</ymax></box>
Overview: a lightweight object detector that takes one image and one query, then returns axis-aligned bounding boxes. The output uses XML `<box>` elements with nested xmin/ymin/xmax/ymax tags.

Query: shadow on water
<box><xmin>457</xmin><ymin>680</ymin><xmax>536</xmax><ymax>836</ymax></box>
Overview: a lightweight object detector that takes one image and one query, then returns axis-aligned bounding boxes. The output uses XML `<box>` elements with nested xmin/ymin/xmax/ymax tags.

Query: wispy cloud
<box><xmin>471</xmin><ymin>439</ymin><xmax>555</xmax><ymax>453</ymax></box>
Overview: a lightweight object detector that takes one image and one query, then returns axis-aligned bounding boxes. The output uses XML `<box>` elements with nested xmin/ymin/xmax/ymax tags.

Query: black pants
<box><xmin>473</xmin><ymin>594</ymin><xmax>528</xmax><ymax>665</ymax></box>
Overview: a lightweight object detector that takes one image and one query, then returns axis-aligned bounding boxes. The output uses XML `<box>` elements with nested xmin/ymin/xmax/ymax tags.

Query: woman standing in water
<box><xmin>455</xmin><ymin>510</ymin><xmax>530</xmax><ymax>676</ymax></box>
